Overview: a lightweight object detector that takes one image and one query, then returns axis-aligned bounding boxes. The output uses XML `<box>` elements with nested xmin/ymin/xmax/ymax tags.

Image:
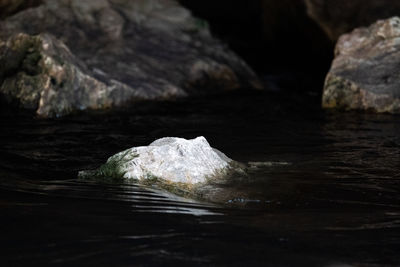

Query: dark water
<box><xmin>1</xmin><ymin>90</ymin><xmax>399</xmax><ymax>266</ymax></box>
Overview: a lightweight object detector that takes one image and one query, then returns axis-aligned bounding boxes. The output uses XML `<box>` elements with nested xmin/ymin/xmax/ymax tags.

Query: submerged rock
<box><xmin>0</xmin><ymin>0</ymin><xmax>261</xmax><ymax>117</ymax></box>
<box><xmin>79</xmin><ymin>136</ymin><xmax>294</xmax><ymax>204</ymax></box>
<box><xmin>79</xmin><ymin>136</ymin><xmax>238</xmax><ymax>186</ymax></box>
<box><xmin>322</xmin><ymin>17</ymin><xmax>400</xmax><ymax>114</ymax></box>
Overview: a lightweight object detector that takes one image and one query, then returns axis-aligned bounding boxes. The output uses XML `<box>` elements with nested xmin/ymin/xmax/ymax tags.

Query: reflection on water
<box><xmin>0</xmin><ymin>90</ymin><xmax>399</xmax><ymax>266</ymax></box>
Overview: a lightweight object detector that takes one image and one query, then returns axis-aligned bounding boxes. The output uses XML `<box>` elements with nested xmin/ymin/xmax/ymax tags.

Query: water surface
<box><xmin>1</xmin><ymin>90</ymin><xmax>399</xmax><ymax>266</ymax></box>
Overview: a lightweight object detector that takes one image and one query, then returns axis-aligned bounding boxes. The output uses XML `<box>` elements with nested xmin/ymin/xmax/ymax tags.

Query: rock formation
<box><xmin>0</xmin><ymin>0</ymin><xmax>261</xmax><ymax>117</ymax></box>
<box><xmin>79</xmin><ymin>136</ymin><xmax>237</xmax><ymax>186</ymax></box>
<box><xmin>322</xmin><ymin>17</ymin><xmax>400</xmax><ymax>114</ymax></box>
<box><xmin>305</xmin><ymin>0</ymin><xmax>400</xmax><ymax>41</ymax></box>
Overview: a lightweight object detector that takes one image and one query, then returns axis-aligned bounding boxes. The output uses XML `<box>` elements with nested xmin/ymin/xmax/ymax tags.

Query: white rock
<box><xmin>85</xmin><ymin>136</ymin><xmax>233</xmax><ymax>185</ymax></box>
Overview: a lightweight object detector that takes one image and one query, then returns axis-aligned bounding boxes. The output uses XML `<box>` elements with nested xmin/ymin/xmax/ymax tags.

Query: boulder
<box><xmin>322</xmin><ymin>17</ymin><xmax>400</xmax><ymax>113</ymax></box>
<box><xmin>0</xmin><ymin>0</ymin><xmax>260</xmax><ymax>117</ymax></box>
<box><xmin>78</xmin><ymin>136</ymin><xmax>294</xmax><ymax>203</ymax></box>
<box><xmin>305</xmin><ymin>0</ymin><xmax>400</xmax><ymax>41</ymax></box>
<box><xmin>79</xmin><ymin>136</ymin><xmax>237</xmax><ymax>186</ymax></box>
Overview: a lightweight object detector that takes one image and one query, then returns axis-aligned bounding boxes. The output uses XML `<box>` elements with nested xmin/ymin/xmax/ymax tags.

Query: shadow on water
<box><xmin>0</xmin><ymin>89</ymin><xmax>400</xmax><ymax>266</ymax></box>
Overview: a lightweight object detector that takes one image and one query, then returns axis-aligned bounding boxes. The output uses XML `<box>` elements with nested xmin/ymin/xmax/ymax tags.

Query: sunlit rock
<box><xmin>0</xmin><ymin>0</ymin><xmax>261</xmax><ymax>117</ymax></box>
<box><xmin>322</xmin><ymin>17</ymin><xmax>400</xmax><ymax>114</ymax></box>
<box><xmin>79</xmin><ymin>137</ymin><xmax>295</xmax><ymax>203</ymax></box>
<box><xmin>79</xmin><ymin>136</ymin><xmax>237</xmax><ymax>186</ymax></box>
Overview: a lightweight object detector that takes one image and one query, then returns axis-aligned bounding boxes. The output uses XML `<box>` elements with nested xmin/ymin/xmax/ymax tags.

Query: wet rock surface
<box><xmin>0</xmin><ymin>0</ymin><xmax>260</xmax><ymax>117</ymax></box>
<box><xmin>322</xmin><ymin>17</ymin><xmax>400</xmax><ymax>114</ymax></box>
<box><xmin>79</xmin><ymin>136</ymin><xmax>236</xmax><ymax>183</ymax></box>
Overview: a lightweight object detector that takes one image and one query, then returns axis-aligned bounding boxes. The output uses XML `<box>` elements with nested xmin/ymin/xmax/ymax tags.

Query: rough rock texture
<box><xmin>322</xmin><ymin>17</ymin><xmax>400</xmax><ymax>113</ymax></box>
<box><xmin>0</xmin><ymin>0</ymin><xmax>260</xmax><ymax>117</ymax></box>
<box><xmin>79</xmin><ymin>136</ymin><xmax>234</xmax><ymax>185</ymax></box>
<box><xmin>0</xmin><ymin>33</ymin><xmax>127</xmax><ymax>116</ymax></box>
<box><xmin>305</xmin><ymin>0</ymin><xmax>400</xmax><ymax>41</ymax></box>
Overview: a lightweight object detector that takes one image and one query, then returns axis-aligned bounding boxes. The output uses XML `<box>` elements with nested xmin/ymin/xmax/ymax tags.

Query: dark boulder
<box><xmin>322</xmin><ymin>17</ymin><xmax>400</xmax><ymax>113</ymax></box>
<box><xmin>0</xmin><ymin>0</ymin><xmax>260</xmax><ymax>117</ymax></box>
